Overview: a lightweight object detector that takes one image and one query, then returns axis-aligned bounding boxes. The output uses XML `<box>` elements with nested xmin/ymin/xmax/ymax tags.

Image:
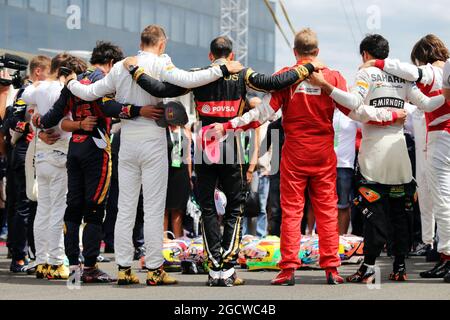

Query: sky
<box><xmin>274</xmin><ymin>0</ymin><xmax>450</xmax><ymax>81</ymax></box>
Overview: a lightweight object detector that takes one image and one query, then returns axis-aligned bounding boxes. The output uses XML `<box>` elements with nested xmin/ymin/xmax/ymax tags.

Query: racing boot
<box><xmin>47</xmin><ymin>264</ymin><xmax>70</xmax><ymax>280</ymax></box>
<box><xmin>409</xmin><ymin>243</ymin><xmax>432</xmax><ymax>257</ymax></box>
<box><xmin>347</xmin><ymin>264</ymin><xmax>376</xmax><ymax>284</ymax></box>
<box><xmin>35</xmin><ymin>264</ymin><xmax>49</xmax><ymax>279</ymax></box>
<box><xmin>326</xmin><ymin>267</ymin><xmax>344</xmax><ymax>285</ymax></box>
<box><xmin>81</xmin><ymin>264</ymin><xmax>117</xmax><ymax>283</ymax></box>
<box><xmin>25</xmin><ymin>262</ymin><xmax>37</xmax><ymax>276</ymax></box>
<box><xmin>444</xmin><ymin>272</ymin><xmax>450</xmax><ymax>283</ymax></box>
<box><xmin>117</xmin><ymin>267</ymin><xmax>140</xmax><ymax>285</ymax></box>
<box><xmin>389</xmin><ymin>263</ymin><xmax>408</xmax><ymax>282</ymax></box>
<box><xmin>10</xmin><ymin>260</ymin><xmax>28</xmax><ymax>273</ymax></box>
<box><xmin>207</xmin><ymin>269</ymin><xmax>221</xmax><ymax>287</ymax></box>
<box><xmin>420</xmin><ymin>257</ymin><xmax>450</xmax><ymax>279</ymax></box>
<box><xmin>146</xmin><ymin>267</ymin><xmax>178</xmax><ymax>286</ymax></box>
<box><xmin>220</xmin><ymin>268</ymin><xmax>245</xmax><ymax>287</ymax></box>
<box><xmin>271</xmin><ymin>268</ymin><xmax>295</xmax><ymax>286</ymax></box>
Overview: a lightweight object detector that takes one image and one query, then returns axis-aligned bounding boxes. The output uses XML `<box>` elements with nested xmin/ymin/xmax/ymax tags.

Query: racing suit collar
<box><xmin>137</xmin><ymin>50</ymin><xmax>158</xmax><ymax>58</ymax></box>
<box><xmin>297</xmin><ymin>58</ymin><xmax>313</xmax><ymax>65</ymax></box>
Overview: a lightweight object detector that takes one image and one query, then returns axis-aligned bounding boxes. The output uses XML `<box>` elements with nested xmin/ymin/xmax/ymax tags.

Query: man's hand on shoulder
<box><xmin>63</xmin><ymin>72</ymin><xmax>77</xmax><ymax>86</ymax></box>
<box><xmin>224</xmin><ymin>61</ymin><xmax>244</xmax><ymax>74</ymax></box>
<box><xmin>123</xmin><ymin>56</ymin><xmax>139</xmax><ymax>71</ymax></box>
<box><xmin>308</xmin><ymin>71</ymin><xmax>334</xmax><ymax>95</ymax></box>
<box><xmin>310</xmin><ymin>59</ymin><xmax>326</xmax><ymax>71</ymax></box>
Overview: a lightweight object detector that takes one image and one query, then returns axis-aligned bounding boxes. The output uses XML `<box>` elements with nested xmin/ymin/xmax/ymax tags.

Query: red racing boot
<box><xmin>389</xmin><ymin>264</ymin><xmax>408</xmax><ymax>282</ymax></box>
<box><xmin>271</xmin><ymin>268</ymin><xmax>295</xmax><ymax>286</ymax></box>
<box><xmin>326</xmin><ymin>267</ymin><xmax>344</xmax><ymax>285</ymax></box>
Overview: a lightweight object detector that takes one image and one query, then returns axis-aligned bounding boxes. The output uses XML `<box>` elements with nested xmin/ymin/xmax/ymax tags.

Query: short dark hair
<box><xmin>210</xmin><ymin>37</ymin><xmax>233</xmax><ymax>59</ymax></box>
<box><xmin>50</xmin><ymin>53</ymin><xmax>72</xmax><ymax>75</ymax></box>
<box><xmin>410</xmin><ymin>34</ymin><xmax>449</xmax><ymax>65</ymax></box>
<box><xmin>61</xmin><ymin>56</ymin><xmax>88</xmax><ymax>75</ymax></box>
<box><xmin>360</xmin><ymin>34</ymin><xmax>390</xmax><ymax>59</ymax></box>
<box><xmin>90</xmin><ymin>41</ymin><xmax>124</xmax><ymax>66</ymax></box>
<box><xmin>141</xmin><ymin>25</ymin><xmax>167</xmax><ymax>47</ymax></box>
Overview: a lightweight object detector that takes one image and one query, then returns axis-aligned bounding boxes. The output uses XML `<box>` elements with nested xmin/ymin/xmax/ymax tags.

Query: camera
<box><xmin>0</xmin><ymin>53</ymin><xmax>29</xmax><ymax>89</ymax></box>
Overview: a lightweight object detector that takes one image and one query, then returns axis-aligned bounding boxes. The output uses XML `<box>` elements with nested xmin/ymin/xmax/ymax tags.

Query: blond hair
<box><xmin>29</xmin><ymin>55</ymin><xmax>51</xmax><ymax>74</ymax></box>
<box><xmin>141</xmin><ymin>25</ymin><xmax>167</xmax><ymax>47</ymax></box>
<box><xmin>294</xmin><ymin>28</ymin><xmax>319</xmax><ymax>56</ymax></box>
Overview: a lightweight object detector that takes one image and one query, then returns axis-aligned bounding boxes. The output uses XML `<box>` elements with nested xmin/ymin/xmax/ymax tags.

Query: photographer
<box><xmin>2</xmin><ymin>55</ymin><xmax>50</xmax><ymax>273</ymax></box>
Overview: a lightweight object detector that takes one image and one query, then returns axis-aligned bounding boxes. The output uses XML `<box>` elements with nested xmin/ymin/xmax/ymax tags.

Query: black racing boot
<box><xmin>347</xmin><ymin>264</ymin><xmax>376</xmax><ymax>284</ymax></box>
<box><xmin>206</xmin><ymin>269</ymin><xmax>221</xmax><ymax>287</ymax></box>
<box><xmin>444</xmin><ymin>272</ymin><xmax>450</xmax><ymax>283</ymax></box>
<box><xmin>389</xmin><ymin>264</ymin><xmax>407</xmax><ymax>281</ymax></box>
<box><xmin>420</xmin><ymin>260</ymin><xmax>450</xmax><ymax>279</ymax></box>
<box><xmin>409</xmin><ymin>243</ymin><xmax>432</xmax><ymax>257</ymax></box>
<box><xmin>220</xmin><ymin>267</ymin><xmax>245</xmax><ymax>287</ymax></box>
<box><xmin>81</xmin><ymin>264</ymin><xmax>116</xmax><ymax>283</ymax></box>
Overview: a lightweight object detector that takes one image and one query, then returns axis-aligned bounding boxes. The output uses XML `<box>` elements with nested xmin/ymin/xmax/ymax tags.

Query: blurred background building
<box><xmin>0</xmin><ymin>0</ymin><xmax>275</xmax><ymax>72</ymax></box>
<box><xmin>0</xmin><ymin>0</ymin><xmax>276</xmax><ymax>118</ymax></box>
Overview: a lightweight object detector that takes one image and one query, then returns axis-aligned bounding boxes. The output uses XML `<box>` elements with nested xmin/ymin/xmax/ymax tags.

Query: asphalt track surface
<box><xmin>0</xmin><ymin>246</ymin><xmax>449</xmax><ymax>300</ymax></box>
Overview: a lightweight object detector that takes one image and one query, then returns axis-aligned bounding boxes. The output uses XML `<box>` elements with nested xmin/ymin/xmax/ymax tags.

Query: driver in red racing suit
<box><xmin>209</xmin><ymin>29</ymin><xmax>406</xmax><ymax>285</ymax></box>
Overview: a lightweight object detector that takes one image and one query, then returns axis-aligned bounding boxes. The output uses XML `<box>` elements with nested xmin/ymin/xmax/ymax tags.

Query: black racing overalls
<box><xmin>353</xmin><ymin>173</ymin><xmax>416</xmax><ymax>258</ymax></box>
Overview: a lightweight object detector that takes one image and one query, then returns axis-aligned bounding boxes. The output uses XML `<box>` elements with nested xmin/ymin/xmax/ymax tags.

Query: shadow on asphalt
<box><xmin>0</xmin><ymin>254</ymin><xmax>443</xmax><ymax>288</ymax></box>
<box><xmin>0</xmin><ymin>273</ymin><xmax>124</xmax><ymax>287</ymax></box>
